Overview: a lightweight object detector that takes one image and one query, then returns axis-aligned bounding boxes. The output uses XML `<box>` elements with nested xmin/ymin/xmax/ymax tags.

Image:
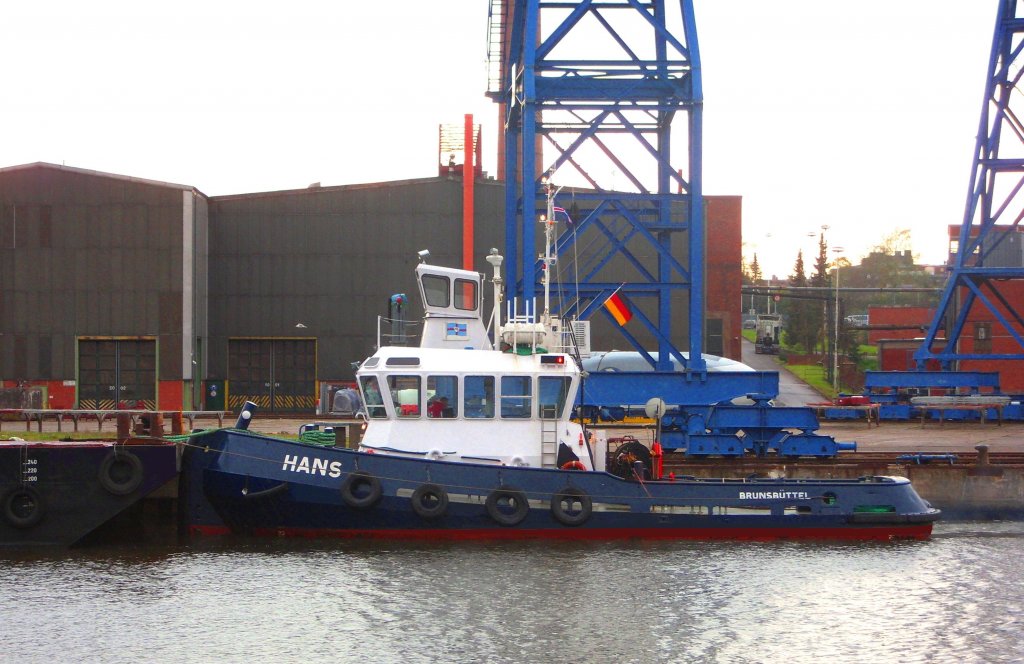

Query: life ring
<box><xmin>550</xmin><ymin>486</ymin><xmax>592</xmax><ymax>527</ymax></box>
<box><xmin>98</xmin><ymin>451</ymin><xmax>144</xmax><ymax>496</ymax></box>
<box><xmin>2</xmin><ymin>486</ymin><xmax>44</xmax><ymax>529</ymax></box>
<box><xmin>410</xmin><ymin>483</ymin><xmax>449</xmax><ymax>520</ymax></box>
<box><xmin>340</xmin><ymin>471</ymin><xmax>383</xmax><ymax>509</ymax></box>
<box><xmin>560</xmin><ymin>460</ymin><xmax>586</xmax><ymax>471</ymax></box>
<box><xmin>485</xmin><ymin>487</ymin><xmax>530</xmax><ymax>526</ymax></box>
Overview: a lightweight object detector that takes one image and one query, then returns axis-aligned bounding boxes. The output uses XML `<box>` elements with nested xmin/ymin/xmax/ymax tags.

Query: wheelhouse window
<box><xmin>464</xmin><ymin>375</ymin><xmax>495</xmax><ymax>418</ymax></box>
<box><xmin>500</xmin><ymin>376</ymin><xmax>532</xmax><ymax>419</ymax></box>
<box><xmin>539</xmin><ymin>376</ymin><xmax>572</xmax><ymax>419</ymax></box>
<box><xmin>454</xmin><ymin>278</ymin><xmax>478</xmax><ymax>312</ymax></box>
<box><xmin>427</xmin><ymin>375</ymin><xmax>458</xmax><ymax>418</ymax></box>
<box><xmin>387</xmin><ymin>375</ymin><xmax>422</xmax><ymax>418</ymax></box>
<box><xmin>360</xmin><ymin>376</ymin><xmax>387</xmax><ymax>419</ymax></box>
<box><xmin>422</xmin><ymin>275</ymin><xmax>450</xmax><ymax>308</ymax></box>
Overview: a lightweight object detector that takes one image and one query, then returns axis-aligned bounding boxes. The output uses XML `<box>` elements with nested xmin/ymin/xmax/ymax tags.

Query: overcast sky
<box><xmin>1</xmin><ymin>1</ymin><xmax>998</xmax><ymax>277</ymax></box>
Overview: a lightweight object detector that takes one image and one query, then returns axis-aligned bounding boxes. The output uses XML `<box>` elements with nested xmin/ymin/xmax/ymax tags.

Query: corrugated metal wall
<box><xmin>0</xmin><ymin>164</ymin><xmax>741</xmax><ymax>408</ymax></box>
<box><xmin>0</xmin><ymin>165</ymin><xmax>194</xmax><ymax>385</ymax></box>
<box><xmin>207</xmin><ymin>178</ymin><xmax>506</xmax><ymax>382</ymax></box>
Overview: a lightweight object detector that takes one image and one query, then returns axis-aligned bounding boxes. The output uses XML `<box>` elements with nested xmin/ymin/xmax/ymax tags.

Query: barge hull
<box><xmin>1</xmin><ymin>440</ymin><xmax>179</xmax><ymax>547</ymax></box>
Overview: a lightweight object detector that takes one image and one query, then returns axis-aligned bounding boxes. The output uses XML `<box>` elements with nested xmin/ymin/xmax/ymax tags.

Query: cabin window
<box><xmin>454</xmin><ymin>278</ymin><xmax>478</xmax><ymax>311</ymax></box>
<box><xmin>500</xmin><ymin>376</ymin><xmax>532</xmax><ymax>419</ymax></box>
<box><xmin>427</xmin><ymin>375</ymin><xmax>458</xmax><ymax>418</ymax></box>
<box><xmin>539</xmin><ymin>376</ymin><xmax>572</xmax><ymax>419</ymax></box>
<box><xmin>422</xmin><ymin>275</ymin><xmax>450</xmax><ymax>308</ymax></box>
<box><xmin>387</xmin><ymin>375</ymin><xmax>422</xmax><ymax>418</ymax></box>
<box><xmin>464</xmin><ymin>375</ymin><xmax>495</xmax><ymax>418</ymax></box>
<box><xmin>360</xmin><ymin>376</ymin><xmax>387</xmax><ymax>419</ymax></box>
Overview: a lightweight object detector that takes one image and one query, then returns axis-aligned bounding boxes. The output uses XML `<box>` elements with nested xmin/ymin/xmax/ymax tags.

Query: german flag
<box><xmin>603</xmin><ymin>291</ymin><xmax>632</xmax><ymax>326</ymax></box>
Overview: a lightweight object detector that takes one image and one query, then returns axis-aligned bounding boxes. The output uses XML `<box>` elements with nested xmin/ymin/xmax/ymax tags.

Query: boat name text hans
<box><xmin>282</xmin><ymin>454</ymin><xmax>342</xmax><ymax>478</ymax></box>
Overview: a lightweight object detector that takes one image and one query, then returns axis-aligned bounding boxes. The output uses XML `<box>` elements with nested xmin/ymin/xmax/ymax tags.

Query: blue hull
<box><xmin>183</xmin><ymin>429</ymin><xmax>939</xmax><ymax>541</ymax></box>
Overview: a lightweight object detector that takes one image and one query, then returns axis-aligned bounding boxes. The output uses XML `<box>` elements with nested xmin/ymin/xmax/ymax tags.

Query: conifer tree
<box><xmin>750</xmin><ymin>253</ymin><xmax>762</xmax><ymax>285</ymax></box>
<box><xmin>784</xmin><ymin>250</ymin><xmax>817</xmax><ymax>353</ymax></box>
<box><xmin>808</xmin><ymin>233</ymin><xmax>830</xmax><ymax>353</ymax></box>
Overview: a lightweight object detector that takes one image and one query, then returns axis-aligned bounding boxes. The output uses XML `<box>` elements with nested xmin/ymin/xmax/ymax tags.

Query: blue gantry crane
<box><xmin>486</xmin><ymin>0</ymin><xmax>707</xmax><ymax>373</ymax></box>
<box><xmin>915</xmin><ymin>0</ymin><xmax>1024</xmax><ymax>370</ymax></box>
<box><xmin>485</xmin><ymin>1</ymin><xmax>859</xmax><ymax>457</ymax></box>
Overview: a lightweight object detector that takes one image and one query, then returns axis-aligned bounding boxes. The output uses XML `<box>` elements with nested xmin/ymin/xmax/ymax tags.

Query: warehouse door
<box><xmin>228</xmin><ymin>339</ymin><xmax>316</xmax><ymax>413</ymax></box>
<box><xmin>78</xmin><ymin>339</ymin><xmax>157</xmax><ymax>409</ymax></box>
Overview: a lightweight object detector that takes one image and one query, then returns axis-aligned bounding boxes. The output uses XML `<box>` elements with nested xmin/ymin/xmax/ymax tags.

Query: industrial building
<box><xmin>0</xmin><ymin>162</ymin><xmax>742</xmax><ymax>413</ymax></box>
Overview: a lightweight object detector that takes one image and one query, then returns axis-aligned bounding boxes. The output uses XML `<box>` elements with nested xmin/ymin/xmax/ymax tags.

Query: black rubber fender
<box><xmin>2</xmin><ymin>486</ymin><xmax>44</xmax><ymax>529</ymax></box>
<box><xmin>242</xmin><ymin>482</ymin><xmax>289</xmax><ymax>500</ymax></box>
<box><xmin>485</xmin><ymin>487</ymin><xmax>530</xmax><ymax>526</ymax></box>
<box><xmin>410</xmin><ymin>483</ymin><xmax>449</xmax><ymax>520</ymax></box>
<box><xmin>98</xmin><ymin>450</ymin><xmax>144</xmax><ymax>496</ymax></box>
<box><xmin>550</xmin><ymin>486</ymin><xmax>593</xmax><ymax>527</ymax></box>
<box><xmin>340</xmin><ymin>471</ymin><xmax>383</xmax><ymax>509</ymax></box>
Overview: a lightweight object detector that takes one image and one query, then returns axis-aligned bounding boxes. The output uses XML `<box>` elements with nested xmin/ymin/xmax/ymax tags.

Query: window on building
<box><xmin>464</xmin><ymin>375</ymin><xmax>494</xmax><ymax>418</ymax></box>
<box><xmin>975</xmin><ymin>322</ymin><xmax>992</xmax><ymax>354</ymax></box>
<box><xmin>427</xmin><ymin>375</ymin><xmax>458</xmax><ymax>418</ymax></box>
<box><xmin>501</xmin><ymin>375</ymin><xmax>532</xmax><ymax>419</ymax></box>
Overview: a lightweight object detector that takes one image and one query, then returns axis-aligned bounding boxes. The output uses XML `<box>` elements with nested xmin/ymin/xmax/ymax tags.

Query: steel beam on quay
<box><xmin>0</xmin><ymin>409</ymin><xmax>229</xmax><ymax>434</ymax></box>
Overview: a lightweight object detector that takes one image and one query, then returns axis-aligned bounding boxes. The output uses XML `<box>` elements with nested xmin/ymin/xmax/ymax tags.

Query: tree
<box><xmin>749</xmin><ymin>253</ymin><xmax>762</xmax><ymax>284</ymax></box>
<box><xmin>782</xmin><ymin>250</ymin><xmax>819</xmax><ymax>353</ymax></box>
<box><xmin>839</xmin><ymin>229</ymin><xmax>942</xmax><ymax>311</ymax></box>
<box><xmin>806</xmin><ymin>233</ymin><xmax>830</xmax><ymax>353</ymax></box>
<box><xmin>811</xmin><ymin>233</ymin><xmax>829</xmax><ymax>287</ymax></box>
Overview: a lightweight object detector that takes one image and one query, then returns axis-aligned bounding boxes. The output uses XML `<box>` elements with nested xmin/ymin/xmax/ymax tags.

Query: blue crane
<box><xmin>915</xmin><ymin>0</ymin><xmax>1024</xmax><ymax>370</ymax></box>
<box><xmin>486</xmin><ymin>0</ymin><xmax>706</xmax><ymax>372</ymax></box>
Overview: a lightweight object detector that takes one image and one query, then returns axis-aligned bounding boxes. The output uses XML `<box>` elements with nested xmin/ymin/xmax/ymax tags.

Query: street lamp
<box><xmin>832</xmin><ymin>247</ymin><xmax>845</xmax><ymax>396</ymax></box>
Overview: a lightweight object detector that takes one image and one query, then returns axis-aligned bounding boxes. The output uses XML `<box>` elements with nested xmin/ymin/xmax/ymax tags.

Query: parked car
<box><xmin>844</xmin><ymin>314</ymin><xmax>869</xmax><ymax>327</ymax></box>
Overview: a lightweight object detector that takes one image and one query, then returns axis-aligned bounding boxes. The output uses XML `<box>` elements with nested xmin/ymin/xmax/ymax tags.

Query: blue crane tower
<box><xmin>482</xmin><ymin>0</ymin><xmax>864</xmax><ymax>458</ymax></box>
<box><xmin>915</xmin><ymin>0</ymin><xmax>1024</xmax><ymax>370</ymax></box>
<box><xmin>486</xmin><ymin>0</ymin><xmax>706</xmax><ymax>372</ymax></box>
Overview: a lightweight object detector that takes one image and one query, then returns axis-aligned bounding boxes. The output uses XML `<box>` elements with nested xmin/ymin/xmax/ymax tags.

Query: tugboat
<box><xmin>183</xmin><ymin>196</ymin><xmax>939</xmax><ymax>542</ymax></box>
<box><xmin>1</xmin><ymin>438</ymin><xmax>179</xmax><ymax>547</ymax></box>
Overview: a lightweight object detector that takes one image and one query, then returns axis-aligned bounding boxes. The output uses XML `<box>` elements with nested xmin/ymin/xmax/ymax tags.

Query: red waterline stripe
<box><xmin>189</xmin><ymin>524</ymin><xmax>933</xmax><ymax>542</ymax></box>
<box><xmin>189</xmin><ymin>524</ymin><xmax>233</xmax><ymax>537</ymax></box>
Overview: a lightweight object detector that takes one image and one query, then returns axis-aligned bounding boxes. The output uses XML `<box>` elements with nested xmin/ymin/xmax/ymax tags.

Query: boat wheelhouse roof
<box><xmin>363</xmin><ymin>346</ymin><xmax>575</xmax><ymax>374</ymax></box>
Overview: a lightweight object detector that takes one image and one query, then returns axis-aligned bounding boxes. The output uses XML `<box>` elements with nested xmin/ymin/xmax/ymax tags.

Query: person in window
<box><xmin>428</xmin><ymin>396</ymin><xmax>451</xmax><ymax>418</ymax></box>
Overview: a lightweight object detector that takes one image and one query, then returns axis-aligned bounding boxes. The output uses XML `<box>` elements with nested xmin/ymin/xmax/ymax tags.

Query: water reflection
<box><xmin>2</xmin><ymin>523</ymin><xmax>1022</xmax><ymax>663</ymax></box>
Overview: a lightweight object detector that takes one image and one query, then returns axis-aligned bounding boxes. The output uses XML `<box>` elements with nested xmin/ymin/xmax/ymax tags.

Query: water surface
<box><xmin>3</xmin><ymin>522</ymin><xmax>1021</xmax><ymax>663</ymax></box>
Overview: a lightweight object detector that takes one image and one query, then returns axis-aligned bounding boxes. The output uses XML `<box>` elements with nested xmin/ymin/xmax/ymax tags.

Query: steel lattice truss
<box><xmin>916</xmin><ymin>0</ymin><xmax>1024</xmax><ymax>368</ymax></box>
<box><xmin>489</xmin><ymin>0</ymin><xmax>705</xmax><ymax>370</ymax></box>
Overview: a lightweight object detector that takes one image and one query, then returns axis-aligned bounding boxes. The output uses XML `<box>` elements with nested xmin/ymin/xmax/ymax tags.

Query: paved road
<box><xmin>740</xmin><ymin>337</ymin><xmax>825</xmax><ymax>407</ymax></box>
<box><xmin>738</xmin><ymin>337</ymin><xmax>1022</xmax><ymax>453</ymax></box>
